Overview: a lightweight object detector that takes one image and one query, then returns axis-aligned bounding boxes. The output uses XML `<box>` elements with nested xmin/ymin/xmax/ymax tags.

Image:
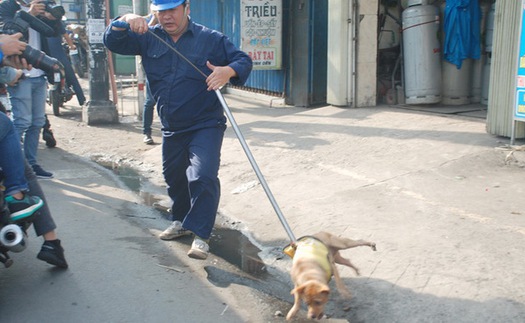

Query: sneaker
<box><xmin>37</xmin><ymin>239</ymin><xmax>68</xmax><ymax>269</ymax></box>
<box><xmin>32</xmin><ymin>164</ymin><xmax>53</xmax><ymax>179</ymax></box>
<box><xmin>187</xmin><ymin>237</ymin><xmax>209</xmax><ymax>260</ymax></box>
<box><xmin>159</xmin><ymin>220</ymin><xmax>192</xmax><ymax>240</ymax></box>
<box><xmin>143</xmin><ymin>134</ymin><xmax>154</xmax><ymax>145</ymax></box>
<box><xmin>5</xmin><ymin>194</ymin><xmax>44</xmax><ymax>222</ymax></box>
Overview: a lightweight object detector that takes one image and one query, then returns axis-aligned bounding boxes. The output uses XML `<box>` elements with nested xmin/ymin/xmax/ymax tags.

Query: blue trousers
<box><xmin>162</xmin><ymin>125</ymin><xmax>225</xmax><ymax>239</ymax></box>
<box><xmin>0</xmin><ymin>112</ymin><xmax>28</xmax><ymax>196</ymax></box>
<box><xmin>0</xmin><ymin>112</ymin><xmax>57</xmax><ymax>236</ymax></box>
<box><xmin>142</xmin><ymin>80</ymin><xmax>155</xmax><ymax>135</ymax></box>
<box><xmin>8</xmin><ymin>76</ymin><xmax>47</xmax><ymax>166</ymax></box>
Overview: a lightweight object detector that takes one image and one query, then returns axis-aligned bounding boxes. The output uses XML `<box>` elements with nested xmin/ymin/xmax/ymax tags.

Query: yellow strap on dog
<box><xmin>285</xmin><ymin>236</ymin><xmax>332</xmax><ymax>280</ymax></box>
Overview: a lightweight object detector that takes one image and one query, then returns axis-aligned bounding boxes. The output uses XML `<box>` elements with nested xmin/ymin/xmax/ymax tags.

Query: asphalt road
<box><xmin>5</xmin><ymin>79</ymin><xmax>525</xmax><ymax>322</ymax></box>
<box><xmin>0</xmin><ymin>147</ymin><xmax>285</xmax><ymax>323</ymax></box>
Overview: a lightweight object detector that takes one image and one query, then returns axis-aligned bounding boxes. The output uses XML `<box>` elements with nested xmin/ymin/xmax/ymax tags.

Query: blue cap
<box><xmin>150</xmin><ymin>0</ymin><xmax>185</xmax><ymax>11</ymax></box>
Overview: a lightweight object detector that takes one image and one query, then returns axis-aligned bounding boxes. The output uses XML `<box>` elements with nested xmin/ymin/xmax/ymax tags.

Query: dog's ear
<box><xmin>320</xmin><ymin>286</ymin><xmax>330</xmax><ymax>296</ymax></box>
<box><xmin>291</xmin><ymin>284</ymin><xmax>306</xmax><ymax>296</ymax></box>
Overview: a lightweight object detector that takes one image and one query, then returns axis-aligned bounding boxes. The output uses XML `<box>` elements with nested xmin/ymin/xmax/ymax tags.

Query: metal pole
<box><xmin>215</xmin><ymin>90</ymin><xmax>296</xmax><ymax>243</ymax></box>
<box><xmin>133</xmin><ymin>0</ymin><xmax>146</xmax><ymax>119</ymax></box>
<box><xmin>84</xmin><ymin>0</ymin><xmax>118</xmax><ymax>124</ymax></box>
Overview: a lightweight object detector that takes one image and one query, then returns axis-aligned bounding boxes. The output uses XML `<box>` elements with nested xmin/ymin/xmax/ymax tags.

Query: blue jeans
<box><xmin>162</xmin><ymin>125</ymin><xmax>225</xmax><ymax>239</ymax></box>
<box><xmin>143</xmin><ymin>81</ymin><xmax>155</xmax><ymax>135</ymax></box>
<box><xmin>8</xmin><ymin>76</ymin><xmax>47</xmax><ymax>166</ymax></box>
<box><xmin>0</xmin><ymin>112</ymin><xmax>28</xmax><ymax>196</ymax></box>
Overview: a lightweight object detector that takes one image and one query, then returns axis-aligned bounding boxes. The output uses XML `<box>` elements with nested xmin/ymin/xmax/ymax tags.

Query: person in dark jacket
<box><xmin>104</xmin><ymin>0</ymin><xmax>252</xmax><ymax>260</ymax></box>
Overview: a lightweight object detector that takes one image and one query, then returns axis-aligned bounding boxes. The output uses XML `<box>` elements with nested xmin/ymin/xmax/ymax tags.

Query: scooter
<box><xmin>46</xmin><ymin>61</ymin><xmax>74</xmax><ymax>117</ymax></box>
<box><xmin>0</xmin><ymin>168</ymin><xmax>34</xmax><ymax>268</ymax></box>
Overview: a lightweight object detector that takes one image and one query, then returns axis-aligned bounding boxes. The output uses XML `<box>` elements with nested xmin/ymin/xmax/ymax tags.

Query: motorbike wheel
<box><xmin>50</xmin><ymin>89</ymin><xmax>61</xmax><ymax>116</ymax></box>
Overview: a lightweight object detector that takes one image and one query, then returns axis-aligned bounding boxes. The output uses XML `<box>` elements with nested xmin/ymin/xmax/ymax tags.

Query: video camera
<box><xmin>2</xmin><ymin>9</ymin><xmax>64</xmax><ymax>77</ymax></box>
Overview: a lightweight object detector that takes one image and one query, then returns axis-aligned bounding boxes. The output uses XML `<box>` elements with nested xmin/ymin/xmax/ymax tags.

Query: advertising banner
<box><xmin>514</xmin><ymin>0</ymin><xmax>525</xmax><ymax>121</ymax></box>
<box><xmin>241</xmin><ymin>0</ymin><xmax>282</xmax><ymax>70</ymax></box>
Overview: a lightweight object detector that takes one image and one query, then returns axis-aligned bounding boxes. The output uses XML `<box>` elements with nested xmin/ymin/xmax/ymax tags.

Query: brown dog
<box><xmin>285</xmin><ymin>231</ymin><xmax>376</xmax><ymax>320</ymax></box>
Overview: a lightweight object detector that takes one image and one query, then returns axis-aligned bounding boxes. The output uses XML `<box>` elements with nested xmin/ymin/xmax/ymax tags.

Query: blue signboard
<box><xmin>515</xmin><ymin>0</ymin><xmax>525</xmax><ymax>121</ymax></box>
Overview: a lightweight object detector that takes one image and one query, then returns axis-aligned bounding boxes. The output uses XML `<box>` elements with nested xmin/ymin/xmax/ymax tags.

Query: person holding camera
<box><xmin>0</xmin><ymin>35</ymin><xmax>44</xmax><ymax>222</ymax></box>
<box><xmin>0</xmin><ymin>37</ymin><xmax>68</xmax><ymax>269</ymax></box>
<box><xmin>0</xmin><ymin>0</ymin><xmax>62</xmax><ymax>179</ymax></box>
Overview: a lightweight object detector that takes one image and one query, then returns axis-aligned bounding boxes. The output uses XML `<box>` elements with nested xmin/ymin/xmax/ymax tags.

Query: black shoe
<box><xmin>37</xmin><ymin>239</ymin><xmax>68</xmax><ymax>269</ymax></box>
<box><xmin>42</xmin><ymin>115</ymin><xmax>57</xmax><ymax>148</ymax></box>
<box><xmin>42</xmin><ymin>128</ymin><xmax>56</xmax><ymax>148</ymax></box>
<box><xmin>32</xmin><ymin>164</ymin><xmax>54</xmax><ymax>179</ymax></box>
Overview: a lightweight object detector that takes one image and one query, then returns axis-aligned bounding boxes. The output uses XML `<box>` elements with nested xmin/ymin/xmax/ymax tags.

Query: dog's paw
<box><xmin>370</xmin><ymin>243</ymin><xmax>377</xmax><ymax>251</ymax></box>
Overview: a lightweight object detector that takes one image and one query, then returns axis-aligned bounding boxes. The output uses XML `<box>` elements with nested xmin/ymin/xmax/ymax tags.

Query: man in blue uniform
<box><xmin>104</xmin><ymin>0</ymin><xmax>252</xmax><ymax>260</ymax></box>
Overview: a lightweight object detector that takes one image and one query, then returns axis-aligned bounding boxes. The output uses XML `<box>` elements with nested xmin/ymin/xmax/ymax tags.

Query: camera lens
<box><xmin>22</xmin><ymin>45</ymin><xmax>62</xmax><ymax>73</ymax></box>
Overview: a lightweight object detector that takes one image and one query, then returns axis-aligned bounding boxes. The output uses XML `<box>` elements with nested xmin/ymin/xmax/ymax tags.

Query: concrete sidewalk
<box><xmin>47</xmin><ymin>82</ymin><xmax>525</xmax><ymax>322</ymax></box>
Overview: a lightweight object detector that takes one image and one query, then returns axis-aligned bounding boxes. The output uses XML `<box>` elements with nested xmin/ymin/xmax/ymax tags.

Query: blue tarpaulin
<box><xmin>443</xmin><ymin>0</ymin><xmax>482</xmax><ymax>69</ymax></box>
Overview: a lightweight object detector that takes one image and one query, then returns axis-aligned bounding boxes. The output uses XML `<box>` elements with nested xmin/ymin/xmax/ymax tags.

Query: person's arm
<box><xmin>103</xmin><ymin>15</ymin><xmax>146</xmax><ymax>56</ymax></box>
<box><xmin>0</xmin><ymin>33</ymin><xmax>27</xmax><ymax>57</ymax></box>
<box><xmin>205</xmin><ymin>35</ymin><xmax>252</xmax><ymax>90</ymax></box>
<box><xmin>27</xmin><ymin>0</ymin><xmax>46</xmax><ymax>18</ymax></box>
<box><xmin>0</xmin><ymin>0</ymin><xmax>23</xmax><ymax>32</ymax></box>
<box><xmin>110</xmin><ymin>13</ymin><xmax>147</xmax><ymax>33</ymax></box>
<box><xmin>205</xmin><ymin>61</ymin><xmax>238</xmax><ymax>91</ymax></box>
<box><xmin>63</xmin><ymin>32</ymin><xmax>75</xmax><ymax>50</ymax></box>
<box><xmin>0</xmin><ymin>66</ymin><xmax>24</xmax><ymax>86</ymax></box>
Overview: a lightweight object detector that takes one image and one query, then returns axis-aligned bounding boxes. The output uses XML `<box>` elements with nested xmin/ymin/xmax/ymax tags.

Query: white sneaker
<box><xmin>159</xmin><ymin>221</ymin><xmax>192</xmax><ymax>240</ymax></box>
<box><xmin>143</xmin><ymin>134</ymin><xmax>154</xmax><ymax>145</ymax></box>
<box><xmin>187</xmin><ymin>237</ymin><xmax>209</xmax><ymax>260</ymax></box>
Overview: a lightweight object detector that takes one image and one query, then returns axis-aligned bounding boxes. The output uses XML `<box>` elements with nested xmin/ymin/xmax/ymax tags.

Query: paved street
<box><xmin>2</xmin><ymin>79</ymin><xmax>525</xmax><ymax>322</ymax></box>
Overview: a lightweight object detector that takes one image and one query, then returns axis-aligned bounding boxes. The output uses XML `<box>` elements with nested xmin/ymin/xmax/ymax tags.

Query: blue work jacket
<box><xmin>104</xmin><ymin>18</ymin><xmax>252</xmax><ymax>132</ymax></box>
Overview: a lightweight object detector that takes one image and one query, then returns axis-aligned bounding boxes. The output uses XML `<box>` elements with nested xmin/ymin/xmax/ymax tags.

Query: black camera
<box><xmin>2</xmin><ymin>10</ymin><xmax>64</xmax><ymax>76</ymax></box>
<box><xmin>17</xmin><ymin>0</ymin><xmax>65</xmax><ymax>20</ymax></box>
<box><xmin>42</xmin><ymin>1</ymin><xmax>65</xmax><ymax>20</ymax></box>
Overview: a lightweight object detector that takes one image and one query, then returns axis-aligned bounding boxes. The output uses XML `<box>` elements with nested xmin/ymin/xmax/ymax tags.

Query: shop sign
<box><xmin>241</xmin><ymin>0</ymin><xmax>282</xmax><ymax>70</ymax></box>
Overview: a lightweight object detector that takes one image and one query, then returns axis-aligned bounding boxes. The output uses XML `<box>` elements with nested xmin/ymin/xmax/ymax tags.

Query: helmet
<box><xmin>150</xmin><ymin>0</ymin><xmax>185</xmax><ymax>11</ymax></box>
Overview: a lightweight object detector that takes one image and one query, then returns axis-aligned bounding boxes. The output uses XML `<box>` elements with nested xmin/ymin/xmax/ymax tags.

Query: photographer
<box><xmin>0</xmin><ymin>0</ymin><xmax>62</xmax><ymax>179</ymax></box>
<box><xmin>0</xmin><ymin>4</ymin><xmax>68</xmax><ymax>268</ymax></box>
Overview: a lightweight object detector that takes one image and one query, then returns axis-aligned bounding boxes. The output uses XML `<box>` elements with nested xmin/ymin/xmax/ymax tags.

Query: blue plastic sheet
<box><xmin>443</xmin><ymin>0</ymin><xmax>482</xmax><ymax>69</ymax></box>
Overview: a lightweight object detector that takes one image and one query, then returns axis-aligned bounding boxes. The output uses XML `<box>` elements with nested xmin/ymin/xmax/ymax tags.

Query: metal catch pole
<box><xmin>215</xmin><ymin>89</ymin><xmax>296</xmax><ymax>243</ymax></box>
